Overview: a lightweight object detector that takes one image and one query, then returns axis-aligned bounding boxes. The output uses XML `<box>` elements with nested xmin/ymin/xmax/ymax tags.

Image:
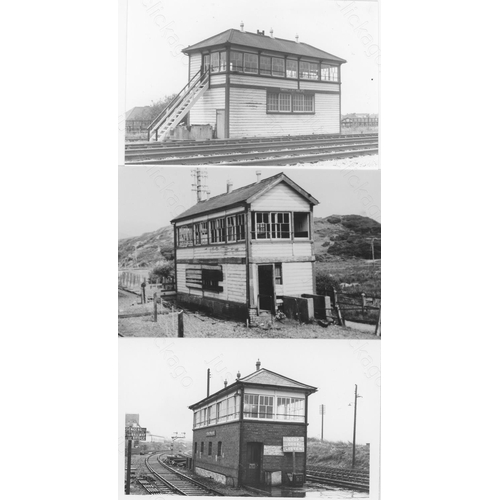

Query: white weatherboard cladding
<box><xmin>229</xmin><ymin>88</ymin><xmax>340</xmax><ymax>137</ymax></box>
<box><xmin>176</xmin><ymin>206</ymin><xmax>245</xmax><ymax>226</ymax></box>
<box><xmin>210</xmin><ymin>74</ymin><xmax>226</xmax><ymax>86</ymax></box>
<box><xmin>300</xmin><ymin>81</ymin><xmax>340</xmax><ymax>92</ymax></box>
<box><xmin>244</xmin><ymin>387</ymin><xmax>305</xmax><ymax>398</ymax></box>
<box><xmin>190</xmin><ymin>87</ymin><xmax>226</xmax><ymax>126</ymax></box>
<box><xmin>176</xmin><ymin>243</ymin><xmax>246</xmax><ymax>261</ymax></box>
<box><xmin>251</xmin><ymin>182</ymin><xmax>310</xmax><ymax>211</ymax></box>
<box><xmin>177</xmin><ymin>262</ymin><xmax>246</xmax><ymax>303</ymax></box>
<box><xmin>190</xmin><ymin>53</ymin><xmax>202</xmax><ymax>80</ymax></box>
<box><xmin>282</xmin><ymin>262</ymin><xmax>314</xmax><ymax>295</ymax></box>
<box><xmin>230</xmin><ymin>74</ymin><xmax>298</xmax><ymax>90</ymax></box>
<box><xmin>250</xmin><ymin>242</ymin><xmax>313</xmax><ymax>259</ymax></box>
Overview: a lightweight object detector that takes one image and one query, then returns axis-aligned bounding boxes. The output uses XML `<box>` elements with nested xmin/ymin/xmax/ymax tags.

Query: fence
<box><xmin>331</xmin><ymin>289</ymin><xmax>381</xmax><ymax>336</ymax></box>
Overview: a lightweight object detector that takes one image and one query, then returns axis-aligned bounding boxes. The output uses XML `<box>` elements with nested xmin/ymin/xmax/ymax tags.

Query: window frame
<box><xmin>243</xmin><ymin>52</ymin><xmax>258</xmax><ymax>74</ymax></box>
<box><xmin>266</xmin><ymin>92</ymin><xmax>315</xmax><ymax>115</ymax></box>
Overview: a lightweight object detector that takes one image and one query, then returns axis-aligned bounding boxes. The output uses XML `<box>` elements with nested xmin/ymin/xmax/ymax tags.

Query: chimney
<box><xmin>227</xmin><ymin>179</ymin><xmax>233</xmax><ymax>193</ymax></box>
<box><xmin>295</xmin><ymin>34</ymin><xmax>299</xmax><ymax>43</ymax></box>
<box><xmin>240</xmin><ymin>21</ymin><xmax>244</xmax><ymax>32</ymax></box>
<box><xmin>256</xmin><ymin>170</ymin><xmax>261</xmax><ymax>183</ymax></box>
<box><xmin>257</xmin><ymin>30</ymin><xmax>265</xmax><ymax>36</ymax></box>
<box><xmin>270</xmin><ymin>28</ymin><xmax>274</xmax><ymax>38</ymax></box>
<box><xmin>256</xmin><ymin>359</ymin><xmax>261</xmax><ymax>370</ymax></box>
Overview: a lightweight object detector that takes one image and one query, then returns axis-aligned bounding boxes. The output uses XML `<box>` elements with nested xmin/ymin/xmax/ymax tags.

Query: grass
<box><xmin>315</xmin><ymin>258</ymin><xmax>381</xmax><ymax>325</ymax></box>
<box><xmin>307</xmin><ymin>437</ymin><xmax>370</xmax><ymax>470</ymax></box>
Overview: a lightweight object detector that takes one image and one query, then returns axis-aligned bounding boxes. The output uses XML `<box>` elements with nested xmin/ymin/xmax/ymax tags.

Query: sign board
<box><xmin>264</xmin><ymin>445</ymin><xmax>284</xmax><ymax>456</ymax></box>
<box><xmin>125</xmin><ymin>426</ymin><xmax>147</xmax><ymax>440</ymax></box>
<box><xmin>206</xmin><ymin>430</ymin><xmax>216</xmax><ymax>437</ymax></box>
<box><xmin>283</xmin><ymin>436</ymin><xmax>305</xmax><ymax>452</ymax></box>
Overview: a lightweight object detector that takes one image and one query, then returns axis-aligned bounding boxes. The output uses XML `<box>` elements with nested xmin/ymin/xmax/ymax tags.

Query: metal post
<box><xmin>178</xmin><ymin>310</ymin><xmax>184</xmax><ymax>337</ymax></box>
<box><xmin>352</xmin><ymin>384</ymin><xmax>358</xmax><ymax>469</ymax></box>
<box><xmin>320</xmin><ymin>405</ymin><xmax>324</xmax><ymax>442</ymax></box>
<box><xmin>153</xmin><ymin>292</ymin><xmax>157</xmax><ymax>322</ymax></box>
<box><xmin>125</xmin><ymin>439</ymin><xmax>132</xmax><ymax>494</ymax></box>
<box><xmin>207</xmin><ymin>368</ymin><xmax>210</xmax><ymax>397</ymax></box>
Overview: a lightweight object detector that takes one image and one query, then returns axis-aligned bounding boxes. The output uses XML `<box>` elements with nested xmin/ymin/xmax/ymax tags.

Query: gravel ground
<box><xmin>296</xmin><ymin>154</ymin><xmax>378</xmax><ymax>169</ymax></box>
<box><xmin>118</xmin><ymin>306</ymin><xmax>379</xmax><ymax>339</ymax></box>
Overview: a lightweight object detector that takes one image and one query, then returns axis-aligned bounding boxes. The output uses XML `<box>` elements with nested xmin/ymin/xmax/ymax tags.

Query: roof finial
<box><xmin>240</xmin><ymin>21</ymin><xmax>244</xmax><ymax>32</ymax></box>
<box><xmin>295</xmin><ymin>34</ymin><xmax>299</xmax><ymax>43</ymax></box>
<box><xmin>236</xmin><ymin>370</ymin><xmax>241</xmax><ymax>380</ymax></box>
<box><xmin>270</xmin><ymin>28</ymin><xmax>274</xmax><ymax>39</ymax></box>
<box><xmin>256</xmin><ymin>359</ymin><xmax>261</xmax><ymax>370</ymax></box>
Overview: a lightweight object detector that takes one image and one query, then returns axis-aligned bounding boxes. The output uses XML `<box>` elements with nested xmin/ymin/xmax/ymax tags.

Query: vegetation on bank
<box><xmin>307</xmin><ymin>437</ymin><xmax>370</xmax><ymax>470</ymax></box>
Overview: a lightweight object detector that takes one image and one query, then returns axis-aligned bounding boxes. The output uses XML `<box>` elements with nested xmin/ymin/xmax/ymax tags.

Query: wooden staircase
<box><xmin>148</xmin><ymin>70</ymin><xmax>210</xmax><ymax>142</ymax></box>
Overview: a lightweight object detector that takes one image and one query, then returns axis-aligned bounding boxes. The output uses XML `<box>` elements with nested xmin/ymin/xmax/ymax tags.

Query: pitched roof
<box><xmin>188</xmin><ymin>367</ymin><xmax>317</xmax><ymax>409</ymax></box>
<box><xmin>125</xmin><ymin>106</ymin><xmax>155</xmax><ymax>121</ymax></box>
<box><xmin>171</xmin><ymin>173</ymin><xmax>319</xmax><ymax>224</ymax></box>
<box><xmin>182</xmin><ymin>28</ymin><xmax>346</xmax><ymax>63</ymax></box>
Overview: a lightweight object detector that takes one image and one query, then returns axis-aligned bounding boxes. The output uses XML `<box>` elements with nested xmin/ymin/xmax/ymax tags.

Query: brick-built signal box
<box><xmin>188</xmin><ymin>360</ymin><xmax>317</xmax><ymax>487</ymax></box>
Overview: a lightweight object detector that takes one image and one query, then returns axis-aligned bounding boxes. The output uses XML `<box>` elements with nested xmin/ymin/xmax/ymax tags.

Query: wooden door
<box><xmin>216</xmin><ymin>109</ymin><xmax>226</xmax><ymax>139</ymax></box>
<box><xmin>258</xmin><ymin>265</ymin><xmax>275</xmax><ymax>312</ymax></box>
<box><xmin>246</xmin><ymin>442</ymin><xmax>262</xmax><ymax>484</ymax></box>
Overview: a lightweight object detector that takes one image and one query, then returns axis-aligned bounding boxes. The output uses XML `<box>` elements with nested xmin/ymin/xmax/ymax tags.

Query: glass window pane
<box><xmin>244</xmin><ymin>53</ymin><xmax>258</xmax><ymax>73</ymax></box>
<box><xmin>272</xmin><ymin>57</ymin><xmax>285</xmax><ymax>77</ymax></box>
<box><xmin>230</xmin><ymin>51</ymin><xmax>243</xmax><ymax>71</ymax></box>
<box><xmin>211</xmin><ymin>52</ymin><xmax>220</xmax><ymax>72</ymax></box>
<box><xmin>279</xmin><ymin>93</ymin><xmax>291</xmax><ymax>112</ymax></box>
<box><xmin>286</xmin><ymin>59</ymin><xmax>297</xmax><ymax>78</ymax></box>
<box><xmin>260</xmin><ymin>55</ymin><xmax>271</xmax><ymax>75</ymax></box>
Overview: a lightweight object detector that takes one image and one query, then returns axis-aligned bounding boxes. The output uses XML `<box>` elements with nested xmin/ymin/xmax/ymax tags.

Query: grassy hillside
<box><xmin>118</xmin><ymin>225</ymin><xmax>174</xmax><ymax>268</ymax></box>
<box><xmin>307</xmin><ymin>437</ymin><xmax>370</xmax><ymax>470</ymax></box>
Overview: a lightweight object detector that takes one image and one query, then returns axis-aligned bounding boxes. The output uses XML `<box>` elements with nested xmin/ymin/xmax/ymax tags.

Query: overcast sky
<box><xmin>118</xmin><ymin>166</ymin><xmax>381</xmax><ymax>238</ymax></box>
<box><xmin>122</xmin><ymin>0</ymin><xmax>379</xmax><ymax>114</ymax></box>
<box><xmin>119</xmin><ymin>338</ymin><xmax>380</xmax><ymax>446</ymax></box>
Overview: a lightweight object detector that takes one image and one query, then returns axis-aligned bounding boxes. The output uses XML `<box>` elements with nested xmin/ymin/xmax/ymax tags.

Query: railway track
<box><xmin>124</xmin><ymin>133</ymin><xmax>378</xmax><ymax>166</ymax></box>
<box><xmin>144</xmin><ymin>452</ymin><xmax>222</xmax><ymax>496</ymax></box>
<box><xmin>306</xmin><ymin>465</ymin><xmax>369</xmax><ymax>492</ymax></box>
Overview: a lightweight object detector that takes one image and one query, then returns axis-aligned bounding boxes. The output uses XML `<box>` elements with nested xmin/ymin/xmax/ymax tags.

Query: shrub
<box><xmin>149</xmin><ymin>260</ymin><xmax>174</xmax><ymax>282</ymax></box>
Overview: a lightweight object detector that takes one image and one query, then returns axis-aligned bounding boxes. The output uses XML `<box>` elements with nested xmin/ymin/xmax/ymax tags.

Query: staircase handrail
<box><xmin>148</xmin><ymin>69</ymin><xmax>208</xmax><ymax>139</ymax></box>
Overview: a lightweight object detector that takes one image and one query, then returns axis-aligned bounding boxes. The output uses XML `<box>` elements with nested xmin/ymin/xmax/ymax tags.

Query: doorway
<box><xmin>216</xmin><ymin>109</ymin><xmax>226</xmax><ymax>139</ymax></box>
<box><xmin>258</xmin><ymin>265</ymin><xmax>275</xmax><ymax>312</ymax></box>
<box><xmin>245</xmin><ymin>442</ymin><xmax>263</xmax><ymax>484</ymax></box>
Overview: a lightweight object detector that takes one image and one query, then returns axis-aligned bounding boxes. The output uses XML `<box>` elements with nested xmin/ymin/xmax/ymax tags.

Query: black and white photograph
<box><xmin>119</xmin><ymin>339</ymin><xmax>380</xmax><ymax>497</ymax></box>
<box><xmin>119</xmin><ymin>166</ymin><xmax>381</xmax><ymax>338</ymax></box>
<box><xmin>120</xmin><ymin>0</ymin><xmax>379</xmax><ymax>166</ymax></box>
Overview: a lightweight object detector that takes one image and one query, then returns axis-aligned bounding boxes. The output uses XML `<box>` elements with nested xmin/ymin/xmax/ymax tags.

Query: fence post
<box><xmin>178</xmin><ymin>310</ymin><xmax>184</xmax><ymax>337</ymax></box>
<box><xmin>374</xmin><ymin>306</ymin><xmax>381</xmax><ymax>336</ymax></box>
<box><xmin>153</xmin><ymin>292</ymin><xmax>158</xmax><ymax>322</ymax></box>
<box><xmin>361</xmin><ymin>293</ymin><xmax>366</xmax><ymax>314</ymax></box>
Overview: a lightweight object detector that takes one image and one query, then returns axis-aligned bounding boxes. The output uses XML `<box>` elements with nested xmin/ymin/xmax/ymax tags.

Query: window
<box><xmin>186</xmin><ymin>266</ymin><xmax>223</xmax><ymax>292</ymax></box>
<box><xmin>201</xmin><ymin>442</ymin><xmax>204</xmax><ymax>454</ymax></box>
<box><xmin>217</xmin><ymin>441</ymin><xmax>222</xmax><ymax>457</ymax></box>
<box><xmin>207</xmin><ymin>405</ymin><xmax>213</xmax><ymax>424</ymax></box>
<box><xmin>230</xmin><ymin>51</ymin><xmax>243</xmax><ymax>71</ymax></box>
<box><xmin>276</xmin><ymin>397</ymin><xmax>305</xmax><ymax>421</ymax></box>
<box><xmin>208</xmin><ymin>442</ymin><xmax>212</xmax><ymax>456</ymax></box>
<box><xmin>299</xmin><ymin>61</ymin><xmax>319</xmax><ymax>80</ymax></box>
<box><xmin>244</xmin><ymin>53</ymin><xmax>258</xmax><ymax>73</ymax></box>
<box><xmin>244</xmin><ymin>394</ymin><xmax>259</xmax><ymax>418</ymax></box>
<box><xmin>293</xmin><ymin>213</ymin><xmax>310</xmax><ymax>238</ymax></box>
<box><xmin>267</xmin><ymin>93</ymin><xmax>279</xmax><ymax>112</ymax></box>
<box><xmin>194</xmin><ymin>221</ymin><xmax>208</xmax><ymax>245</ymax></box>
<box><xmin>286</xmin><ymin>59</ymin><xmax>298</xmax><ymax>78</ymax></box>
<box><xmin>260</xmin><ymin>55</ymin><xmax>271</xmax><ymax>75</ymax></box>
<box><xmin>321</xmin><ymin>64</ymin><xmax>338</xmax><ymax>82</ymax></box>
<box><xmin>194</xmin><ymin>442</ymin><xmax>198</xmax><ymax>454</ymax></box>
<box><xmin>259</xmin><ymin>395</ymin><xmax>274</xmax><ymax>419</ymax></box>
<box><xmin>253</xmin><ymin>212</ymin><xmax>291</xmax><ymax>239</ymax></box>
<box><xmin>210</xmin><ymin>52</ymin><xmax>220</xmax><ymax>72</ymax></box>
<box><xmin>227</xmin><ymin>396</ymin><xmax>235</xmax><ymax>420</ymax></box>
<box><xmin>272</xmin><ymin>57</ymin><xmax>285</xmax><ymax>77</ymax></box>
<box><xmin>244</xmin><ymin>394</ymin><xmax>275</xmax><ymax>419</ymax></box>
<box><xmin>220</xmin><ymin>51</ymin><xmax>227</xmax><ymax>71</ymax></box>
<box><xmin>202</xmin><ymin>55</ymin><xmax>210</xmax><ymax>73</ymax></box>
<box><xmin>209</xmin><ymin>218</ymin><xmax>225</xmax><ymax>243</ymax></box>
<box><xmin>216</xmin><ymin>400</ymin><xmax>227</xmax><ymax>422</ymax></box>
<box><xmin>226</xmin><ymin>214</ymin><xmax>246</xmax><ymax>242</ymax></box>
<box><xmin>275</xmin><ymin>263</ymin><xmax>282</xmax><ymax>285</ymax></box>
<box><xmin>178</xmin><ymin>226</ymin><xmax>193</xmax><ymax>247</ymax></box>
<box><xmin>267</xmin><ymin>92</ymin><xmax>315</xmax><ymax>114</ymax></box>
<box><xmin>279</xmin><ymin>93</ymin><xmax>291</xmax><ymax>112</ymax></box>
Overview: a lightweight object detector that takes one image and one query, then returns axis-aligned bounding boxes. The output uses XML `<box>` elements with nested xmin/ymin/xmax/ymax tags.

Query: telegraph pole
<box><xmin>319</xmin><ymin>404</ymin><xmax>326</xmax><ymax>442</ymax></box>
<box><xmin>207</xmin><ymin>368</ymin><xmax>211</xmax><ymax>397</ymax></box>
<box><xmin>351</xmin><ymin>384</ymin><xmax>362</xmax><ymax>469</ymax></box>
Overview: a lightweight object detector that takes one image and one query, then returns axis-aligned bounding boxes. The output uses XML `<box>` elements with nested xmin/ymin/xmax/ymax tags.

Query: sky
<box><xmin>119</xmin><ymin>338</ymin><xmax>380</xmax><ymax>446</ymax></box>
<box><xmin>118</xmin><ymin>166</ymin><xmax>381</xmax><ymax>238</ymax></box>
<box><xmin>122</xmin><ymin>0</ymin><xmax>379</xmax><ymax>114</ymax></box>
